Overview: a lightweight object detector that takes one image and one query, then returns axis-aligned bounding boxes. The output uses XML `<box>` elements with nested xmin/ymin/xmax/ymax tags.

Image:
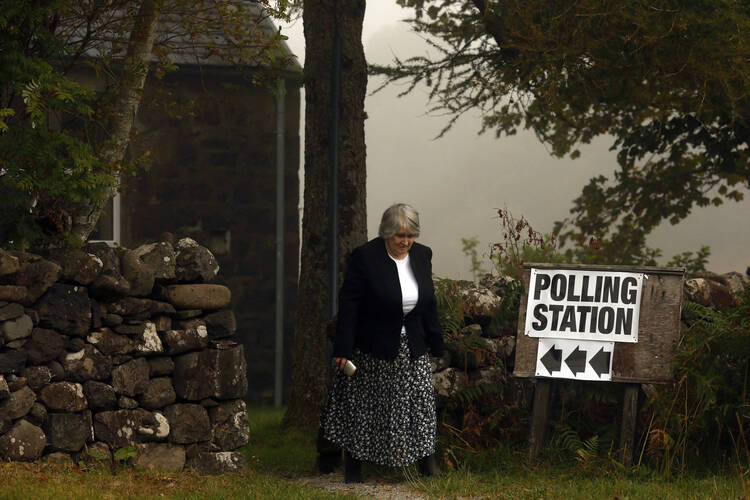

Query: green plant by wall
<box><xmin>643</xmin><ymin>291</ymin><xmax>750</xmax><ymax>475</ymax></box>
<box><xmin>434</xmin><ymin>277</ymin><xmax>468</xmax><ymax>336</ymax></box>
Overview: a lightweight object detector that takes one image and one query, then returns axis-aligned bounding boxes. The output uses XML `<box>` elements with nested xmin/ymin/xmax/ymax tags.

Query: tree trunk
<box><xmin>70</xmin><ymin>0</ymin><xmax>164</xmax><ymax>243</ymax></box>
<box><xmin>284</xmin><ymin>0</ymin><xmax>367</xmax><ymax>431</ymax></box>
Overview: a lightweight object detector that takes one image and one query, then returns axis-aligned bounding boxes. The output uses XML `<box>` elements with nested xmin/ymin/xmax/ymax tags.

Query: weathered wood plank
<box><xmin>522</xmin><ymin>262</ymin><xmax>685</xmax><ymax>275</ymax></box>
<box><xmin>528</xmin><ymin>379</ymin><xmax>551</xmax><ymax>462</ymax></box>
<box><xmin>620</xmin><ymin>384</ymin><xmax>640</xmax><ymax>467</ymax></box>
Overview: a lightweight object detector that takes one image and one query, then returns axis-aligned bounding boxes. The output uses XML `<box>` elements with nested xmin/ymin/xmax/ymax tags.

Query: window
<box><xmin>89</xmin><ymin>192</ymin><xmax>121</xmax><ymax>244</ymax></box>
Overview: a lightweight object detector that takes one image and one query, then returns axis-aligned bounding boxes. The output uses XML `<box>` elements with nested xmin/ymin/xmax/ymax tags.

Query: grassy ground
<box><xmin>246</xmin><ymin>407</ymin><xmax>747</xmax><ymax>499</ymax></box>
<box><xmin>0</xmin><ymin>407</ymin><xmax>745</xmax><ymax>499</ymax></box>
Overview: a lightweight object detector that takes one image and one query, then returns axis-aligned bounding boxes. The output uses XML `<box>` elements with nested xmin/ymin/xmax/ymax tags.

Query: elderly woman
<box><xmin>321</xmin><ymin>203</ymin><xmax>444</xmax><ymax>483</ymax></box>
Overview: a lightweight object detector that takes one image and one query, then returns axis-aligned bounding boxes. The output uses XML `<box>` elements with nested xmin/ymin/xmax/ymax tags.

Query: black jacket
<box><xmin>332</xmin><ymin>237</ymin><xmax>445</xmax><ymax>361</ymax></box>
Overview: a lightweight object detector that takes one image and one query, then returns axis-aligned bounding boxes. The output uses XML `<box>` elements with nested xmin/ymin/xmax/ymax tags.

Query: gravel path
<box><xmin>287</xmin><ymin>470</ymin><xmax>433</xmax><ymax>499</ymax></box>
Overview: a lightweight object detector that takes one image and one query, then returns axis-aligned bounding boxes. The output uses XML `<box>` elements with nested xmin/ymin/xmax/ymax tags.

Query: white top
<box><xmin>389</xmin><ymin>254</ymin><xmax>419</xmax><ymax>332</ymax></box>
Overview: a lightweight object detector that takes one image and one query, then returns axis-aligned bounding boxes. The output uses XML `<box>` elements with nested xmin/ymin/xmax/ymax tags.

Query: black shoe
<box><xmin>316</xmin><ymin>431</ymin><xmax>341</xmax><ymax>474</ymax></box>
<box><xmin>417</xmin><ymin>454</ymin><xmax>442</xmax><ymax>477</ymax></box>
<box><xmin>344</xmin><ymin>451</ymin><xmax>363</xmax><ymax>483</ymax></box>
<box><xmin>317</xmin><ymin>452</ymin><xmax>340</xmax><ymax>474</ymax></box>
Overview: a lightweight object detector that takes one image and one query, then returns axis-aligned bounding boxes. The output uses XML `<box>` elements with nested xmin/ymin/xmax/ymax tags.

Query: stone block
<box><xmin>106</xmin><ymin>297</ymin><xmax>176</xmax><ymax>317</ymax></box>
<box><xmin>0</xmin><ymin>303</ymin><xmax>25</xmax><ymax>322</ymax></box>
<box><xmin>175</xmin><ymin>238</ymin><xmax>219</xmax><ymax>282</ymax></box>
<box><xmin>36</xmin><ymin>284</ymin><xmax>91</xmax><ymax>336</ymax></box>
<box><xmin>94</xmin><ymin>409</ymin><xmax>169</xmax><ymax>447</ymax></box>
<box><xmin>0</xmin><ymin>385</ymin><xmax>36</xmax><ymax>420</ymax></box>
<box><xmin>148</xmin><ymin>357</ymin><xmax>174</xmax><ymax>376</ymax></box>
<box><xmin>63</xmin><ymin>345</ymin><xmax>112</xmax><ymax>382</ymax></box>
<box><xmin>0</xmin><ymin>419</ymin><xmax>46</xmax><ymax>461</ymax></box>
<box><xmin>87</xmin><ymin>328</ymin><xmax>136</xmax><ymax>356</ymax></box>
<box><xmin>209</xmin><ymin>400</ymin><xmax>249</xmax><ymax>451</ymax></box>
<box><xmin>27</xmin><ymin>401</ymin><xmax>47</xmax><ymax>427</ymax></box>
<box><xmin>40</xmin><ymin>382</ymin><xmax>87</xmax><ymax>412</ymax></box>
<box><xmin>135</xmin><ymin>443</ymin><xmax>185</xmax><ymax>472</ymax></box>
<box><xmin>46</xmin><ymin>248</ymin><xmax>103</xmax><ymax>285</ymax></box>
<box><xmin>188</xmin><ymin>451</ymin><xmax>246</xmax><ymax>474</ymax></box>
<box><xmin>203</xmin><ymin>309</ymin><xmax>236</xmax><ymax>340</ymax></box>
<box><xmin>433</xmin><ymin>368</ymin><xmax>469</xmax><ymax>398</ymax></box>
<box><xmin>164</xmin><ymin>285</ymin><xmax>231</xmax><ymax>310</ymax></box>
<box><xmin>0</xmin><ymin>248</ymin><xmax>20</xmax><ymax>276</ymax></box>
<box><xmin>132</xmin><ymin>242</ymin><xmax>176</xmax><ymax>280</ymax></box>
<box><xmin>0</xmin><ymin>349</ymin><xmax>27</xmax><ymax>374</ymax></box>
<box><xmin>112</xmin><ymin>357</ymin><xmax>150</xmax><ymax>397</ymax></box>
<box><xmin>45</xmin><ymin>412</ymin><xmax>91</xmax><ymax>452</ymax></box>
<box><xmin>22</xmin><ymin>365</ymin><xmax>52</xmax><ymax>391</ymax></box>
<box><xmin>0</xmin><ymin>286</ymin><xmax>27</xmax><ymax>303</ymax></box>
<box><xmin>2</xmin><ymin>314</ymin><xmax>33</xmax><ymax>341</ymax></box>
<box><xmin>121</xmin><ymin>250</ymin><xmax>156</xmax><ymax>297</ymax></box>
<box><xmin>24</xmin><ymin>328</ymin><xmax>64</xmax><ymax>364</ymax></box>
<box><xmin>164</xmin><ymin>320</ymin><xmax>208</xmax><ymax>354</ymax></box>
<box><xmin>135</xmin><ymin>322</ymin><xmax>164</xmax><ymax>356</ymax></box>
<box><xmin>118</xmin><ymin>396</ymin><xmax>139</xmax><ymax>409</ymax></box>
<box><xmin>15</xmin><ymin>258</ymin><xmax>62</xmax><ymax>304</ymax></box>
<box><xmin>89</xmin><ymin>272</ymin><xmax>131</xmax><ymax>297</ymax></box>
<box><xmin>83</xmin><ymin>381</ymin><xmax>117</xmax><ymax>411</ymax></box>
<box><xmin>173</xmin><ymin>345</ymin><xmax>247</xmax><ymax>401</ymax></box>
<box><xmin>140</xmin><ymin>377</ymin><xmax>176</xmax><ymax>410</ymax></box>
<box><xmin>164</xmin><ymin>403</ymin><xmax>211</xmax><ymax>444</ymax></box>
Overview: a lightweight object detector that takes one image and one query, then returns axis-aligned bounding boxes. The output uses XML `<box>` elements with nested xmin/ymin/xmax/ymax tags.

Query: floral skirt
<box><xmin>321</xmin><ymin>331</ymin><xmax>436</xmax><ymax>467</ymax></box>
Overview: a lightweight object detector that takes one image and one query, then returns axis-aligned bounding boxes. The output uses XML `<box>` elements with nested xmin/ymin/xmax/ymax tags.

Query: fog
<box><xmin>282</xmin><ymin>7</ymin><xmax>749</xmax><ymax>280</ymax></box>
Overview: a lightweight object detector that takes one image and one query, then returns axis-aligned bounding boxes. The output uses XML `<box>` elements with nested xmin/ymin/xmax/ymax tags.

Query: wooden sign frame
<box><xmin>514</xmin><ymin>263</ymin><xmax>684</xmax><ymax>384</ymax></box>
<box><xmin>513</xmin><ymin>263</ymin><xmax>684</xmax><ymax>465</ymax></box>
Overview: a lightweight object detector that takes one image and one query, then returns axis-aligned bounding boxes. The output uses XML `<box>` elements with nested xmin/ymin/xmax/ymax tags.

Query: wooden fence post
<box><xmin>620</xmin><ymin>383</ymin><xmax>640</xmax><ymax>467</ymax></box>
<box><xmin>528</xmin><ymin>379</ymin><xmax>551</xmax><ymax>462</ymax></box>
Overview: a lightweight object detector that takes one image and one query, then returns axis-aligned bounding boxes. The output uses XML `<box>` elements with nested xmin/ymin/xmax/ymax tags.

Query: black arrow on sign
<box><xmin>589</xmin><ymin>347</ymin><xmax>611</xmax><ymax>378</ymax></box>
<box><xmin>565</xmin><ymin>346</ymin><xmax>587</xmax><ymax>376</ymax></box>
<box><xmin>540</xmin><ymin>344</ymin><xmax>562</xmax><ymax>374</ymax></box>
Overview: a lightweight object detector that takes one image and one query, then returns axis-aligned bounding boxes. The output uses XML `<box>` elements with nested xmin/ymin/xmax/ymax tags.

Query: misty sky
<box><xmin>281</xmin><ymin>5</ymin><xmax>749</xmax><ymax>280</ymax></box>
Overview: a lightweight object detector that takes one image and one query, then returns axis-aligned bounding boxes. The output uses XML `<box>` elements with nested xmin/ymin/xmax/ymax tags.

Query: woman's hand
<box><xmin>332</xmin><ymin>357</ymin><xmax>348</xmax><ymax>371</ymax></box>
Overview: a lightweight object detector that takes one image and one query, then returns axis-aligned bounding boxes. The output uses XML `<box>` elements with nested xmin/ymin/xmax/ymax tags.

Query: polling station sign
<box><xmin>524</xmin><ymin>268</ymin><xmax>643</xmax><ymax>343</ymax></box>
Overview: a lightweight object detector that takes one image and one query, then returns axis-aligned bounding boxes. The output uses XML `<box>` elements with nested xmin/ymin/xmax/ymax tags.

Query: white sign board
<box><xmin>535</xmin><ymin>338</ymin><xmax>614</xmax><ymax>381</ymax></box>
<box><xmin>525</xmin><ymin>268</ymin><xmax>643</xmax><ymax>343</ymax></box>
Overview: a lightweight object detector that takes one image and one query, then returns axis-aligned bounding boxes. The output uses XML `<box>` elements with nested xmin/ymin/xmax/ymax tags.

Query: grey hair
<box><xmin>378</xmin><ymin>203</ymin><xmax>420</xmax><ymax>239</ymax></box>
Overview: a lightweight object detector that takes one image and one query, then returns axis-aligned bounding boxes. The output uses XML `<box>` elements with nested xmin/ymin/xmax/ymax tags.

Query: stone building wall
<box><xmin>120</xmin><ymin>67</ymin><xmax>301</xmax><ymax>405</ymax></box>
<box><xmin>0</xmin><ymin>240</ymin><xmax>249</xmax><ymax>473</ymax></box>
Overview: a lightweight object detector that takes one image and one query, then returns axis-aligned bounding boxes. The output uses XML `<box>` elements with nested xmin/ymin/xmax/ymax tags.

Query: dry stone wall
<box><xmin>0</xmin><ymin>238</ymin><xmax>249</xmax><ymax>473</ymax></box>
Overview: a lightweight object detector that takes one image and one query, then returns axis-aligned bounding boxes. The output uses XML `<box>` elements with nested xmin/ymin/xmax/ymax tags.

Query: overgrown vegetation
<box><xmin>644</xmin><ymin>292</ymin><xmax>750</xmax><ymax>477</ymax></box>
<box><xmin>0</xmin><ymin>0</ymin><xmax>293</xmax><ymax>250</ymax></box>
<box><xmin>440</xmin><ymin>207</ymin><xmax>747</xmax><ymax>480</ymax></box>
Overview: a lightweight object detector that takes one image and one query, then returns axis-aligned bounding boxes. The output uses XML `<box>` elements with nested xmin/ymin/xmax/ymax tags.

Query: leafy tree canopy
<box><xmin>0</xmin><ymin>0</ymin><xmax>292</xmax><ymax>249</ymax></box>
<box><xmin>373</xmin><ymin>0</ymin><xmax>750</xmax><ymax>258</ymax></box>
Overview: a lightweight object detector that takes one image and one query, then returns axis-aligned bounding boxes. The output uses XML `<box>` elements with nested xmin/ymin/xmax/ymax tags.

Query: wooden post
<box><xmin>528</xmin><ymin>379</ymin><xmax>551</xmax><ymax>462</ymax></box>
<box><xmin>620</xmin><ymin>383</ymin><xmax>640</xmax><ymax>467</ymax></box>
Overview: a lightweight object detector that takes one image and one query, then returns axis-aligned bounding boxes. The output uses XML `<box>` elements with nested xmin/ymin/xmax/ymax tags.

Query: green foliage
<box><xmin>486</xmin><ymin>277</ymin><xmax>523</xmax><ymax>337</ymax></box>
<box><xmin>666</xmin><ymin>246</ymin><xmax>711</xmax><ymax>274</ymax></box>
<box><xmin>0</xmin><ymin>0</ymin><xmax>294</xmax><ymax>250</ymax></box>
<box><xmin>112</xmin><ymin>446</ymin><xmax>138</xmax><ymax>464</ymax></box>
<box><xmin>434</xmin><ymin>277</ymin><xmax>468</xmax><ymax>336</ymax></box>
<box><xmin>377</xmin><ymin>0</ymin><xmax>750</xmax><ymax>252</ymax></box>
<box><xmin>85</xmin><ymin>448</ymin><xmax>111</xmax><ymax>462</ymax></box>
<box><xmin>552</xmin><ymin>423</ymin><xmax>604</xmax><ymax>467</ymax></box>
<box><xmin>645</xmin><ymin>293</ymin><xmax>750</xmax><ymax>475</ymax></box>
